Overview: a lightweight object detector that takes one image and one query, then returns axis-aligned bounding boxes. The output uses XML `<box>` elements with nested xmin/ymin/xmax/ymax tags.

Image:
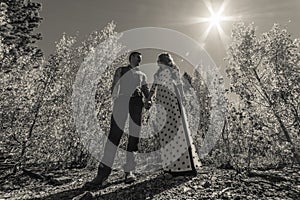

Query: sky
<box><xmin>36</xmin><ymin>0</ymin><xmax>300</xmax><ymax>76</ymax></box>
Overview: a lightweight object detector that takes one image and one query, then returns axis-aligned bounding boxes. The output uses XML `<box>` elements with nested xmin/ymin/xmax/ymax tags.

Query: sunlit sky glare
<box><xmin>36</xmin><ymin>0</ymin><xmax>300</xmax><ymax>72</ymax></box>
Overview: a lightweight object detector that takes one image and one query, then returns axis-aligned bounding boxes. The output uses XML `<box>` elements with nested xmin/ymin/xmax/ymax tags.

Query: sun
<box><xmin>191</xmin><ymin>0</ymin><xmax>236</xmax><ymax>45</ymax></box>
<box><xmin>210</xmin><ymin>12</ymin><xmax>221</xmax><ymax>27</ymax></box>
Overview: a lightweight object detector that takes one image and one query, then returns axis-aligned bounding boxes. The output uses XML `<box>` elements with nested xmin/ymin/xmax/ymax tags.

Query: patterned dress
<box><xmin>151</xmin><ymin>66</ymin><xmax>201</xmax><ymax>175</ymax></box>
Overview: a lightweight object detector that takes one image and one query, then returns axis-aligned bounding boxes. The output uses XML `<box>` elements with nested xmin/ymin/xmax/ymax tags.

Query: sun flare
<box><xmin>192</xmin><ymin>0</ymin><xmax>236</xmax><ymax>46</ymax></box>
<box><xmin>210</xmin><ymin>12</ymin><xmax>221</xmax><ymax>26</ymax></box>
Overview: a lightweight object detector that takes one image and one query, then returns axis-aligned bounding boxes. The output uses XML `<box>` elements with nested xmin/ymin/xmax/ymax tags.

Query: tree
<box><xmin>0</xmin><ymin>0</ymin><xmax>44</xmax><ymax>173</ymax></box>
<box><xmin>225</xmin><ymin>22</ymin><xmax>300</xmax><ymax>170</ymax></box>
<box><xmin>22</xmin><ymin>22</ymin><xmax>127</xmax><ymax>170</ymax></box>
<box><xmin>192</xmin><ymin>68</ymin><xmax>211</xmax><ymax>140</ymax></box>
<box><xmin>0</xmin><ymin>0</ymin><xmax>42</xmax><ymax>70</ymax></box>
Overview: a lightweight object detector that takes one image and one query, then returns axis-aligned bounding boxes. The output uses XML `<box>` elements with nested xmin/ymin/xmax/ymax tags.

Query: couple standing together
<box><xmin>84</xmin><ymin>52</ymin><xmax>201</xmax><ymax>189</ymax></box>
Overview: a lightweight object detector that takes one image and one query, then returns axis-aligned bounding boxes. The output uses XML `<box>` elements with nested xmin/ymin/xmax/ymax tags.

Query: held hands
<box><xmin>144</xmin><ymin>100</ymin><xmax>152</xmax><ymax>110</ymax></box>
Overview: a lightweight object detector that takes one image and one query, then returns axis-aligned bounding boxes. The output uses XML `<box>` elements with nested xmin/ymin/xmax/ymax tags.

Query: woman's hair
<box><xmin>157</xmin><ymin>53</ymin><xmax>179</xmax><ymax>72</ymax></box>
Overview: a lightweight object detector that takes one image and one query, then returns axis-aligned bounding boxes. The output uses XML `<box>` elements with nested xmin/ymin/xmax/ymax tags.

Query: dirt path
<box><xmin>1</xmin><ymin>166</ymin><xmax>299</xmax><ymax>199</ymax></box>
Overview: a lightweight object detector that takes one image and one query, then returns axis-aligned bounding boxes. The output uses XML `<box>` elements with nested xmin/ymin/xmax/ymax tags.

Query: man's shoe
<box><xmin>82</xmin><ymin>163</ymin><xmax>111</xmax><ymax>189</ymax></box>
<box><xmin>124</xmin><ymin>172</ymin><xmax>136</xmax><ymax>184</ymax></box>
<box><xmin>83</xmin><ymin>174</ymin><xmax>109</xmax><ymax>189</ymax></box>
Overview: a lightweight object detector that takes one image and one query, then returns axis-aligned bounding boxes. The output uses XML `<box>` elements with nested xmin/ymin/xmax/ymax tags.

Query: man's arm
<box><xmin>141</xmin><ymin>74</ymin><xmax>150</xmax><ymax>99</ymax></box>
<box><xmin>141</xmin><ymin>74</ymin><xmax>153</xmax><ymax>110</ymax></box>
<box><xmin>111</xmin><ymin>67</ymin><xmax>122</xmax><ymax>99</ymax></box>
<box><xmin>148</xmin><ymin>83</ymin><xmax>156</xmax><ymax>100</ymax></box>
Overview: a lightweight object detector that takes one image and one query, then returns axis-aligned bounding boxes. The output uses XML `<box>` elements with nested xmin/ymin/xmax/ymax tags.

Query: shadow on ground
<box><xmin>36</xmin><ymin>174</ymin><xmax>192</xmax><ymax>200</ymax></box>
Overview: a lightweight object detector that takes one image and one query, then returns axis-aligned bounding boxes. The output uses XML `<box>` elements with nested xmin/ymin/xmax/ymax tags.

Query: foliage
<box><xmin>0</xmin><ymin>0</ymin><xmax>43</xmax><ymax>70</ymax></box>
<box><xmin>0</xmin><ymin>19</ymin><xmax>129</xmax><ymax>173</ymax></box>
<box><xmin>29</xmin><ymin>22</ymin><xmax>126</xmax><ymax>170</ymax></box>
<box><xmin>214</xmin><ymin>22</ymin><xmax>300</xmax><ymax>171</ymax></box>
<box><xmin>0</xmin><ymin>0</ymin><xmax>44</xmax><ymax>174</ymax></box>
<box><xmin>2</xmin><ymin>1</ymin><xmax>299</xmax><ymax>174</ymax></box>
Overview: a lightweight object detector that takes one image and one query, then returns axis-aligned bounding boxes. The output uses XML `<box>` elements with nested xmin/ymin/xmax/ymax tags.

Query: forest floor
<box><xmin>0</xmin><ymin>165</ymin><xmax>299</xmax><ymax>200</ymax></box>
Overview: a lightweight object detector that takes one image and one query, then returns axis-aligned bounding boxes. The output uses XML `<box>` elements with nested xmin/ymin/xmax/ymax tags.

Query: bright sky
<box><xmin>36</xmin><ymin>0</ymin><xmax>300</xmax><ymax>72</ymax></box>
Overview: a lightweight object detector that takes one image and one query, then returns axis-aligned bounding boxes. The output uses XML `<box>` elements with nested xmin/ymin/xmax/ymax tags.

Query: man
<box><xmin>84</xmin><ymin>52</ymin><xmax>151</xmax><ymax>188</ymax></box>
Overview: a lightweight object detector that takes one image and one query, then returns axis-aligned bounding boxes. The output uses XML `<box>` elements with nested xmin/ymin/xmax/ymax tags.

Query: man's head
<box><xmin>129</xmin><ymin>51</ymin><xmax>142</xmax><ymax>67</ymax></box>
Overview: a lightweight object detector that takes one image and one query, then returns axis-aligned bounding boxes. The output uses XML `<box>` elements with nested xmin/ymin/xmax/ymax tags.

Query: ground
<box><xmin>0</xmin><ymin>165</ymin><xmax>299</xmax><ymax>200</ymax></box>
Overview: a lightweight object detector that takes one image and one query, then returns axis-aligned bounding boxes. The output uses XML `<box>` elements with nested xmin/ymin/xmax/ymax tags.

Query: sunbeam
<box><xmin>194</xmin><ymin>0</ymin><xmax>236</xmax><ymax>43</ymax></box>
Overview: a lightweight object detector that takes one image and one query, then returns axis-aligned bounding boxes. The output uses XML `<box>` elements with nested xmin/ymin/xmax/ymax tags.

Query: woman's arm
<box><xmin>144</xmin><ymin>73</ymin><xmax>158</xmax><ymax>109</ymax></box>
<box><xmin>172</xmin><ymin>69</ymin><xmax>186</xmax><ymax>104</ymax></box>
<box><xmin>147</xmin><ymin>83</ymin><xmax>157</xmax><ymax>101</ymax></box>
<box><xmin>177</xmin><ymin>82</ymin><xmax>186</xmax><ymax>104</ymax></box>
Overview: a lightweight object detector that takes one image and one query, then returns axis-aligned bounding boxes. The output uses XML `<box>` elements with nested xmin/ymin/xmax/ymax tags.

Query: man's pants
<box><xmin>101</xmin><ymin>95</ymin><xmax>143</xmax><ymax>172</ymax></box>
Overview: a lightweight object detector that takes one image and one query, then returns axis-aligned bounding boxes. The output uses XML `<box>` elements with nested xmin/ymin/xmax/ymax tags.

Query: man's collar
<box><xmin>128</xmin><ymin>64</ymin><xmax>139</xmax><ymax>70</ymax></box>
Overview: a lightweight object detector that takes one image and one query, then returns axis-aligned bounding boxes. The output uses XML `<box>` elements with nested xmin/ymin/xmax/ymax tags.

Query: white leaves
<box><xmin>223</xmin><ymin>21</ymin><xmax>300</xmax><ymax>169</ymax></box>
<box><xmin>55</xmin><ymin>33</ymin><xmax>77</xmax><ymax>58</ymax></box>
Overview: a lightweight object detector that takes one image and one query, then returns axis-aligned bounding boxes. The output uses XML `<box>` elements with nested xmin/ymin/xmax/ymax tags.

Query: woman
<box><xmin>147</xmin><ymin>53</ymin><xmax>201</xmax><ymax>176</ymax></box>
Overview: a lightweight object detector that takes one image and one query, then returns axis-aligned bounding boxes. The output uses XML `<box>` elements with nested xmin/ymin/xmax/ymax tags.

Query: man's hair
<box><xmin>129</xmin><ymin>51</ymin><xmax>141</xmax><ymax>62</ymax></box>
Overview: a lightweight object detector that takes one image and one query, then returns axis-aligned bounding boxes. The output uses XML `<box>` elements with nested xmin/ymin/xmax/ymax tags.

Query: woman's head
<box><xmin>157</xmin><ymin>53</ymin><xmax>179</xmax><ymax>71</ymax></box>
<box><xmin>157</xmin><ymin>53</ymin><xmax>174</xmax><ymax>66</ymax></box>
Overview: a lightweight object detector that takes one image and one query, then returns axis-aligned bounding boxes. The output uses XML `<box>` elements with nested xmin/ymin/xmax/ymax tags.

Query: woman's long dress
<box><xmin>152</xmin><ymin>67</ymin><xmax>201</xmax><ymax>175</ymax></box>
